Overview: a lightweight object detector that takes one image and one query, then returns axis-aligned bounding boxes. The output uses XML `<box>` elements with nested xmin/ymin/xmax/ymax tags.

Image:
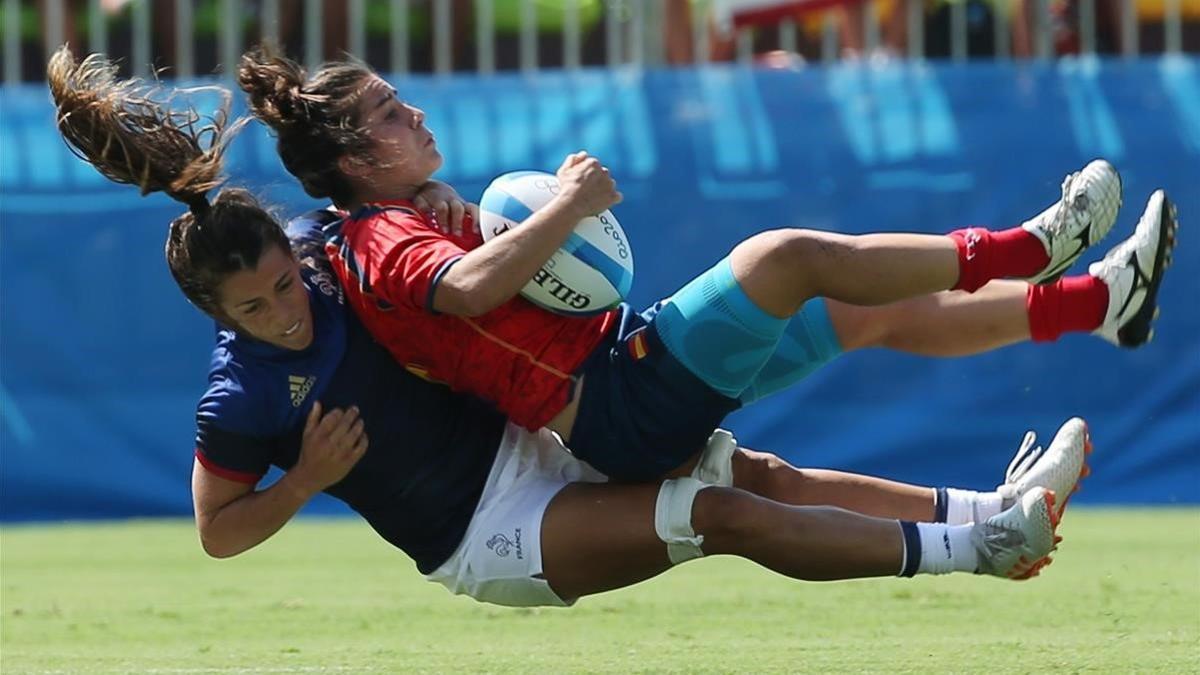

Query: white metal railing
<box><xmin>3</xmin><ymin>0</ymin><xmax>1195</xmax><ymax>84</ymax></box>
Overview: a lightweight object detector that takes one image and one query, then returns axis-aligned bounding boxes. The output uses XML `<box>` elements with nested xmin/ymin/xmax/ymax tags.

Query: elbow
<box><xmin>197</xmin><ymin>526</ymin><xmax>241</xmax><ymax>559</ymax></box>
<box><xmin>202</xmin><ymin>544</ymin><xmax>238</xmax><ymax>560</ymax></box>
<box><xmin>456</xmin><ymin>295</ymin><xmax>498</xmax><ymax>318</ymax></box>
<box><xmin>198</xmin><ymin>536</ymin><xmax>231</xmax><ymax>559</ymax></box>
<box><xmin>434</xmin><ymin>281</ymin><xmax>503</xmax><ymax>317</ymax></box>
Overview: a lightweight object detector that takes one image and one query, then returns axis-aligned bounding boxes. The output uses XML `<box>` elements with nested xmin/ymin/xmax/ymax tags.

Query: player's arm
<box><xmin>192</xmin><ymin>459</ymin><xmax>307</xmax><ymax>558</ymax></box>
<box><xmin>192</xmin><ymin>403</ymin><xmax>368</xmax><ymax>558</ymax></box>
<box><xmin>432</xmin><ymin>152</ymin><xmax>621</xmax><ymax>316</ymax></box>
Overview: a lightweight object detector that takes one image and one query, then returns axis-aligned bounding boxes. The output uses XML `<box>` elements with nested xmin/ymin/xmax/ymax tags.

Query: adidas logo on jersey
<box><xmin>288</xmin><ymin>375</ymin><xmax>316</xmax><ymax>407</ymax></box>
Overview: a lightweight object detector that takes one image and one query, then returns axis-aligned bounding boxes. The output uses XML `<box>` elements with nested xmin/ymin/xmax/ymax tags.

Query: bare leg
<box><xmin>693</xmin><ymin>488</ymin><xmax>901</xmax><ymax>581</ymax></box>
<box><xmin>839</xmin><ymin>4</ymin><xmax>866</xmax><ymax>58</ymax></box>
<box><xmin>730</xmin><ymin>230</ymin><xmax>959</xmax><ymax>318</ymax></box>
<box><xmin>1012</xmin><ymin>0</ymin><xmax>1034</xmax><ymax>58</ymax></box>
<box><xmin>322</xmin><ymin>0</ymin><xmax>348</xmax><ymax>60</ymax></box>
<box><xmin>540</xmin><ymin>483</ymin><xmax>902</xmax><ymax>601</ymax></box>
<box><xmin>666</xmin><ymin>446</ymin><xmax>939</xmax><ymax>522</ymax></box>
<box><xmin>729</xmin><ymin>450</ymin><xmax>937</xmax><ymax>521</ymax></box>
<box><xmin>664</xmin><ymin>0</ymin><xmax>695</xmax><ymax>64</ymax></box>
<box><xmin>883</xmin><ymin>0</ymin><xmax>909</xmax><ymax>54</ymax></box>
<box><xmin>828</xmin><ymin>280</ymin><xmax>1032</xmax><ymax>356</ymax></box>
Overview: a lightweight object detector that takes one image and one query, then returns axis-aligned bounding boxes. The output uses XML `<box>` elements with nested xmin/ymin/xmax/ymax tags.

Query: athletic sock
<box><xmin>935</xmin><ymin>487</ymin><xmax>1006</xmax><ymax>525</ymax></box>
<box><xmin>898</xmin><ymin>520</ymin><xmax>979</xmax><ymax>576</ymax></box>
<box><xmin>907</xmin><ymin>523</ymin><xmax>978</xmax><ymax>575</ymax></box>
<box><xmin>948</xmin><ymin>227</ymin><xmax>1050</xmax><ymax>293</ymax></box>
<box><xmin>1026</xmin><ymin>274</ymin><xmax>1110</xmax><ymax>342</ymax></box>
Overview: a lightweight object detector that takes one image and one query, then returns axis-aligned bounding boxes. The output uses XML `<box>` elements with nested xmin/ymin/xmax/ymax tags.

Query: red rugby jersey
<box><xmin>326</xmin><ymin>200</ymin><xmax>617</xmax><ymax>430</ymax></box>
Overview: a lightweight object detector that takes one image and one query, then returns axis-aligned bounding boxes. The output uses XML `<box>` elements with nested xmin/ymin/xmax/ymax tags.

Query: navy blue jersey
<box><xmin>194</xmin><ymin>211</ymin><xmax>506</xmax><ymax>573</ymax></box>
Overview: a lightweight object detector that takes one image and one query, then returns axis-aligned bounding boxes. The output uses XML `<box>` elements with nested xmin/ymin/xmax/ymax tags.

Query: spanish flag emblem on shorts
<box><xmin>628</xmin><ymin>331</ymin><xmax>649</xmax><ymax>361</ymax></box>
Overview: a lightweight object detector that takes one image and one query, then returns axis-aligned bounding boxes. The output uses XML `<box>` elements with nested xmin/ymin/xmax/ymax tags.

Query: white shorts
<box><xmin>424</xmin><ymin>423</ymin><xmax>607</xmax><ymax>608</ymax></box>
<box><xmin>424</xmin><ymin>424</ymin><xmax>739</xmax><ymax>608</ymax></box>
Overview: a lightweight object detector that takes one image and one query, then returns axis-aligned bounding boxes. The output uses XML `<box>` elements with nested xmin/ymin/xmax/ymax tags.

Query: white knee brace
<box><xmin>692</xmin><ymin>428</ymin><xmax>737</xmax><ymax>487</ymax></box>
<box><xmin>654</xmin><ymin>477</ymin><xmax>708</xmax><ymax>564</ymax></box>
<box><xmin>654</xmin><ymin>429</ymin><xmax>737</xmax><ymax>565</ymax></box>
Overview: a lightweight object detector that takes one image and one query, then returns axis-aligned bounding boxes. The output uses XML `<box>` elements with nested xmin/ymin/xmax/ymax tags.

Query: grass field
<box><xmin>2</xmin><ymin>509</ymin><xmax>1198</xmax><ymax>674</ymax></box>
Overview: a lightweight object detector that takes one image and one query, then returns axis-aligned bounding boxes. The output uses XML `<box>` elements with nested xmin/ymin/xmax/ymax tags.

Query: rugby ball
<box><xmin>479</xmin><ymin>171</ymin><xmax>634</xmax><ymax>316</ymax></box>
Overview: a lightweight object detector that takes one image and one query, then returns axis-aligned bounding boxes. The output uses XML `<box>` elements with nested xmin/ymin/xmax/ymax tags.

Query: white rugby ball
<box><xmin>479</xmin><ymin>170</ymin><xmax>634</xmax><ymax>316</ymax></box>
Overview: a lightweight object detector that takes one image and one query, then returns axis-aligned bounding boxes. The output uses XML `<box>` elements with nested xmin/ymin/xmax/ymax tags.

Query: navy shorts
<box><xmin>568</xmin><ymin>304</ymin><xmax>742</xmax><ymax>482</ymax></box>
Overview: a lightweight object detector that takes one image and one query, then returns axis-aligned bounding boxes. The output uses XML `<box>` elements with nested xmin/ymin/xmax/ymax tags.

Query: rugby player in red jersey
<box><xmin>237</xmin><ymin>45</ymin><xmax>1175</xmax><ymax>487</ymax></box>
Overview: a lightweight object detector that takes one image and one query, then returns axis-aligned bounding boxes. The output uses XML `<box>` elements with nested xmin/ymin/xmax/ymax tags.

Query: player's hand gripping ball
<box><xmin>479</xmin><ymin>171</ymin><xmax>634</xmax><ymax>315</ymax></box>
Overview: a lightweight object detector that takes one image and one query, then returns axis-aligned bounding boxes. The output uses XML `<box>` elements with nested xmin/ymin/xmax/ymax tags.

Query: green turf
<box><xmin>3</xmin><ymin>509</ymin><xmax>1198</xmax><ymax>674</ymax></box>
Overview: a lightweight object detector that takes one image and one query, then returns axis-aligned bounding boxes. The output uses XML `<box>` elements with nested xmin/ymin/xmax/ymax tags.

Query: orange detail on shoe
<box><xmin>1056</xmin><ymin>448</ymin><xmax>1092</xmax><ymax>519</ymax></box>
<box><xmin>1012</xmin><ymin>555</ymin><xmax>1053</xmax><ymax>581</ymax></box>
<box><xmin>1045</xmin><ymin>490</ymin><xmax>1060</xmax><ymax>529</ymax></box>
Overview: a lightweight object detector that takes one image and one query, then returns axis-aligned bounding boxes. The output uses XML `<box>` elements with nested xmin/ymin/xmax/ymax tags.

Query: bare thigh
<box><xmin>538</xmin><ymin>482</ymin><xmax>671</xmax><ymax>602</ymax></box>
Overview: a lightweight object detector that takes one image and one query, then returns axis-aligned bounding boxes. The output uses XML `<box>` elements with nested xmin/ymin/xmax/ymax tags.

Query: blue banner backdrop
<box><xmin>2</xmin><ymin>57</ymin><xmax>1198</xmax><ymax>520</ymax></box>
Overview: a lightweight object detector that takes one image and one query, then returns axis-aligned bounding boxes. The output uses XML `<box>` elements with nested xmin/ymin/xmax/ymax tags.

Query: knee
<box><xmin>729</xmin><ymin>229</ymin><xmax>840</xmax><ymax>316</ymax></box>
<box><xmin>732</xmin><ymin>449</ymin><xmax>802</xmax><ymax>499</ymax></box>
<box><xmin>690</xmin><ymin>485</ymin><xmax>764</xmax><ymax>545</ymax></box>
<box><xmin>734</xmin><ymin>229</ymin><xmax>835</xmax><ymax>274</ymax></box>
<box><xmin>825</xmin><ymin>300</ymin><xmax>893</xmax><ymax>352</ymax></box>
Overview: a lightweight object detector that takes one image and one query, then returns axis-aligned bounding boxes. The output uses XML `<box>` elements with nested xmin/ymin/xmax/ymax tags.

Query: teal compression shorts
<box><xmin>650</xmin><ymin>256</ymin><xmax>843</xmax><ymax>404</ymax></box>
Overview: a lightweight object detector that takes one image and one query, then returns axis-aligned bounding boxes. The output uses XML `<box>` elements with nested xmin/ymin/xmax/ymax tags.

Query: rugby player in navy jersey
<box><xmin>192</xmin><ymin>207</ymin><xmax>509</xmax><ymax>571</ymax></box>
<box><xmin>51</xmin><ymin>47</ymin><xmax>1099</xmax><ymax>608</ymax></box>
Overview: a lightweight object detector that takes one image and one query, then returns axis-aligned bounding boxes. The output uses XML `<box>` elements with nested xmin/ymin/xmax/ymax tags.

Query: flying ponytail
<box><xmin>47</xmin><ymin>46</ymin><xmax>290</xmax><ymax>321</ymax></box>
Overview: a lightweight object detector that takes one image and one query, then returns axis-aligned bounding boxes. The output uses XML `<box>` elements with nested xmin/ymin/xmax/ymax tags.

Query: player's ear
<box><xmin>338</xmin><ymin>153</ymin><xmax>370</xmax><ymax>179</ymax></box>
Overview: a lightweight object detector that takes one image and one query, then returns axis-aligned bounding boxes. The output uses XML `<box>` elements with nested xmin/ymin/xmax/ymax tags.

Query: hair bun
<box><xmin>237</xmin><ymin>45</ymin><xmax>309</xmax><ymax>134</ymax></box>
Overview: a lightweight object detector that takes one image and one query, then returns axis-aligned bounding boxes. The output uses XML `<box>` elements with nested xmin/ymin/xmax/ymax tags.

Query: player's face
<box><xmin>353</xmin><ymin>75</ymin><xmax>443</xmax><ymax>190</ymax></box>
<box><xmin>216</xmin><ymin>245</ymin><xmax>315</xmax><ymax>351</ymax></box>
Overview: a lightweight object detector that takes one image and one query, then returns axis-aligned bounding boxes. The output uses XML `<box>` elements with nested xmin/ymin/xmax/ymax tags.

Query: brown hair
<box><xmin>237</xmin><ymin>43</ymin><xmax>375</xmax><ymax>207</ymax></box>
<box><xmin>47</xmin><ymin>46</ymin><xmax>291</xmax><ymax>321</ymax></box>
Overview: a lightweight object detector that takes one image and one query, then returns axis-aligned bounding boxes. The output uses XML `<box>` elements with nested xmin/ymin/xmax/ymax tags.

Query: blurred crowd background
<box><xmin>3</xmin><ymin>0</ymin><xmax>1198</xmax><ymax>83</ymax></box>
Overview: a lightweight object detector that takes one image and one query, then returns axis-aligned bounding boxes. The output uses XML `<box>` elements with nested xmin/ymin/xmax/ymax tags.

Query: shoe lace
<box><xmin>998</xmin><ymin>430</ymin><xmax>1044</xmax><ymax>505</ymax></box>
<box><xmin>1041</xmin><ymin>173</ymin><xmax>1077</xmax><ymax>237</ymax></box>
<box><xmin>1004</xmin><ymin>431</ymin><xmax>1045</xmax><ymax>486</ymax></box>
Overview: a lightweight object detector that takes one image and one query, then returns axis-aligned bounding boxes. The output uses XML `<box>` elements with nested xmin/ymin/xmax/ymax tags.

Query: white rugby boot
<box><xmin>1022</xmin><ymin>159</ymin><xmax>1123</xmax><ymax>284</ymax></box>
<box><xmin>1090</xmin><ymin>189</ymin><xmax>1179</xmax><ymax>348</ymax></box>
<box><xmin>972</xmin><ymin>487</ymin><xmax>1060</xmax><ymax>581</ymax></box>
<box><xmin>997</xmin><ymin>417</ymin><xmax>1092</xmax><ymax>522</ymax></box>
